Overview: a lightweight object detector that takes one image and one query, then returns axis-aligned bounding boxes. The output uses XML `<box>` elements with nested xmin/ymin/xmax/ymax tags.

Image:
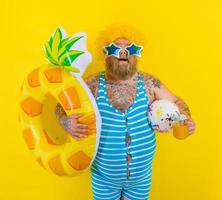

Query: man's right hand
<box><xmin>60</xmin><ymin>114</ymin><xmax>89</xmax><ymax>141</ymax></box>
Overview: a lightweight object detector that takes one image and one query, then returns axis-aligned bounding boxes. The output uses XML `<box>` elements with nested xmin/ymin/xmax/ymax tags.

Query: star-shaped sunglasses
<box><xmin>104</xmin><ymin>43</ymin><xmax>143</xmax><ymax>58</ymax></box>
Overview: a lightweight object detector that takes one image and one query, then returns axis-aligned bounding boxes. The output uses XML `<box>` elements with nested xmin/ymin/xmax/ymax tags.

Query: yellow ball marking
<box><xmin>156</xmin><ymin>107</ymin><xmax>163</xmax><ymax>117</ymax></box>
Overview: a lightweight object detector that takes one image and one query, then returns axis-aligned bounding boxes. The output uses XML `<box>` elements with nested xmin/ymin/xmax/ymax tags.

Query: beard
<box><xmin>105</xmin><ymin>58</ymin><xmax>137</xmax><ymax>81</ymax></box>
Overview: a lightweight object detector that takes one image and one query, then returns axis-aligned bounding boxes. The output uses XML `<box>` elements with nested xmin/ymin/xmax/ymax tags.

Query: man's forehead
<box><xmin>113</xmin><ymin>37</ymin><xmax>132</xmax><ymax>45</ymax></box>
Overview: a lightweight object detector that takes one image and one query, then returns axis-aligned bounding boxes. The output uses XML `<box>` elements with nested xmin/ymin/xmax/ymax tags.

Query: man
<box><xmin>55</xmin><ymin>36</ymin><xmax>195</xmax><ymax>200</ymax></box>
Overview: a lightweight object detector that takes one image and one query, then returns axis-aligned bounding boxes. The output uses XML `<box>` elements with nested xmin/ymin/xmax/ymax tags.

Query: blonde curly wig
<box><xmin>95</xmin><ymin>24</ymin><xmax>147</xmax><ymax>60</ymax></box>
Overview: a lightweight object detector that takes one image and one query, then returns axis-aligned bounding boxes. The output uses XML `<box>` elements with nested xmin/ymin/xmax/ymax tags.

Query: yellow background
<box><xmin>1</xmin><ymin>0</ymin><xmax>222</xmax><ymax>199</ymax></box>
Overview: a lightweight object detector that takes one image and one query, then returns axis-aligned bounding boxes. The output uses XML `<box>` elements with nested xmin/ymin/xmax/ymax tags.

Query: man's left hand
<box><xmin>184</xmin><ymin>117</ymin><xmax>196</xmax><ymax>135</ymax></box>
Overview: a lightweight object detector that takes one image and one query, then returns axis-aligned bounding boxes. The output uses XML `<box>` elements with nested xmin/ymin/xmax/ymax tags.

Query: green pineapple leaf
<box><xmin>58</xmin><ymin>37</ymin><xmax>70</xmax><ymax>51</ymax></box>
<box><xmin>60</xmin><ymin>50</ymin><xmax>84</xmax><ymax>66</ymax></box>
<box><xmin>51</xmin><ymin>28</ymin><xmax>62</xmax><ymax>61</ymax></box>
<box><xmin>44</xmin><ymin>27</ymin><xmax>85</xmax><ymax>73</ymax></box>
<box><xmin>58</xmin><ymin>36</ymin><xmax>83</xmax><ymax>57</ymax></box>
<box><xmin>48</xmin><ymin>36</ymin><xmax>53</xmax><ymax>49</ymax></box>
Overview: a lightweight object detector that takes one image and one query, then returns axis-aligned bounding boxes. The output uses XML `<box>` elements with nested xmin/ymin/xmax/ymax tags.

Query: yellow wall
<box><xmin>1</xmin><ymin>0</ymin><xmax>222</xmax><ymax>199</ymax></box>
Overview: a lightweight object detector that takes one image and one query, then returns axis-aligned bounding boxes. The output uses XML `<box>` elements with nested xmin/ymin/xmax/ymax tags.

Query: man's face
<box><xmin>105</xmin><ymin>37</ymin><xmax>137</xmax><ymax>80</ymax></box>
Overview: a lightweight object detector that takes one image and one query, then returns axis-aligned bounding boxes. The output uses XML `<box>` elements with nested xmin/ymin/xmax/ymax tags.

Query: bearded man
<box><xmin>55</xmin><ymin>27</ymin><xmax>195</xmax><ymax>200</ymax></box>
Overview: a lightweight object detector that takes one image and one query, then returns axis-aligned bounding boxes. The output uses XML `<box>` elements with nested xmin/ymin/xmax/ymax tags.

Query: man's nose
<box><xmin>119</xmin><ymin>49</ymin><xmax>128</xmax><ymax>57</ymax></box>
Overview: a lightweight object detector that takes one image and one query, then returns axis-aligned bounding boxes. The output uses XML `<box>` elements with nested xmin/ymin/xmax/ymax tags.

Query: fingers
<box><xmin>69</xmin><ymin>128</ymin><xmax>88</xmax><ymax>140</ymax></box>
<box><xmin>59</xmin><ymin>113</ymin><xmax>89</xmax><ymax>141</ymax></box>
<box><xmin>70</xmin><ymin>117</ymin><xmax>89</xmax><ymax>140</ymax></box>
<box><xmin>73</xmin><ymin>123</ymin><xmax>89</xmax><ymax>129</ymax></box>
<box><xmin>67</xmin><ymin>114</ymin><xmax>88</xmax><ymax>140</ymax></box>
<box><xmin>189</xmin><ymin>124</ymin><xmax>195</xmax><ymax>134</ymax></box>
<box><xmin>70</xmin><ymin>113</ymin><xmax>84</xmax><ymax>123</ymax></box>
<box><xmin>185</xmin><ymin>118</ymin><xmax>196</xmax><ymax>135</ymax></box>
<box><xmin>71</xmin><ymin>124</ymin><xmax>89</xmax><ymax>133</ymax></box>
<box><xmin>69</xmin><ymin>132</ymin><xmax>88</xmax><ymax>141</ymax></box>
<box><xmin>188</xmin><ymin>125</ymin><xmax>195</xmax><ymax>134</ymax></box>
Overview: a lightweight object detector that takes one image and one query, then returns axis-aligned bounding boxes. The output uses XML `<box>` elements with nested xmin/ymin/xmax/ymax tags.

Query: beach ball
<box><xmin>148</xmin><ymin>99</ymin><xmax>180</xmax><ymax>132</ymax></box>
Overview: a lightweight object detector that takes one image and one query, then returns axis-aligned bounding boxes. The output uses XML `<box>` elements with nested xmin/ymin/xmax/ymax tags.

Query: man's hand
<box><xmin>60</xmin><ymin>114</ymin><xmax>89</xmax><ymax>140</ymax></box>
<box><xmin>184</xmin><ymin>117</ymin><xmax>196</xmax><ymax>135</ymax></box>
<box><xmin>55</xmin><ymin>104</ymin><xmax>89</xmax><ymax>140</ymax></box>
<box><xmin>173</xmin><ymin>98</ymin><xmax>196</xmax><ymax>136</ymax></box>
<box><xmin>143</xmin><ymin>73</ymin><xmax>196</xmax><ymax>136</ymax></box>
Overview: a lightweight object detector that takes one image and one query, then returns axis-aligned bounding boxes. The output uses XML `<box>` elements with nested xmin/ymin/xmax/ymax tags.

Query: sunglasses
<box><xmin>104</xmin><ymin>43</ymin><xmax>143</xmax><ymax>58</ymax></box>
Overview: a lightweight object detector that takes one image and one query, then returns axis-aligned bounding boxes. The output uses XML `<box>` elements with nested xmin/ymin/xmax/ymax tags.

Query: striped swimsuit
<box><xmin>90</xmin><ymin>71</ymin><xmax>156</xmax><ymax>200</ymax></box>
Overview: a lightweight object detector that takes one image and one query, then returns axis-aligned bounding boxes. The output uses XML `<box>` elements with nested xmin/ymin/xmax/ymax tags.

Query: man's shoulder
<box><xmin>83</xmin><ymin>72</ymin><xmax>101</xmax><ymax>98</ymax></box>
<box><xmin>84</xmin><ymin>72</ymin><xmax>101</xmax><ymax>85</ymax></box>
<box><xmin>140</xmin><ymin>70</ymin><xmax>157</xmax><ymax>82</ymax></box>
<box><xmin>139</xmin><ymin>70</ymin><xmax>162</xmax><ymax>89</ymax></box>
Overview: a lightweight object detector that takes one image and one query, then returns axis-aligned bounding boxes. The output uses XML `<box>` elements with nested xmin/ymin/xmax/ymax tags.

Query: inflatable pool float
<box><xmin>19</xmin><ymin>27</ymin><xmax>101</xmax><ymax>177</ymax></box>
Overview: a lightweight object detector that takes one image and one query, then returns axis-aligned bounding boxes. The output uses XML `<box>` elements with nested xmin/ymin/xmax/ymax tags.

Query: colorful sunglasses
<box><xmin>104</xmin><ymin>43</ymin><xmax>143</xmax><ymax>58</ymax></box>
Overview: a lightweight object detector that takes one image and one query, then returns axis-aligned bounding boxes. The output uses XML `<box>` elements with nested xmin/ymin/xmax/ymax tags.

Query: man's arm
<box><xmin>145</xmin><ymin>73</ymin><xmax>195</xmax><ymax>134</ymax></box>
<box><xmin>150</xmin><ymin>76</ymin><xmax>191</xmax><ymax>118</ymax></box>
<box><xmin>55</xmin><ymin>73</ymin><xmax>99</xmax><ymax>122</ymax></box>
<box><xmin>142</xmin><ymin>72</ymin><xmax>190</xmax><ymax>115</ymax></box>
<box><xmin>83</xmin><ymin>73</ymin><xmax>100</xmax><ymax>99</ymax></box>
<box><xmin>54</xmin><ymin>73</ymin><xmax>100</xmax><ymax>135</ymax></box>
<box><xmin>55</xmin><ymin>103</ymin><xmax>71</xmax><ymax>133</ymax></box>
<box><xmin>55</xmin><ymin>103</ymin><xmax>67</xmax><ymax>121</ymax></box>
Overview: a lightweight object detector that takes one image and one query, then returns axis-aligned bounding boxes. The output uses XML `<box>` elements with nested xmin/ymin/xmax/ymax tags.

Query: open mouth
<box><xmin>118</xmin><ymin>58</ymin><xmax>128</xmax><ymax>62</ymax></box>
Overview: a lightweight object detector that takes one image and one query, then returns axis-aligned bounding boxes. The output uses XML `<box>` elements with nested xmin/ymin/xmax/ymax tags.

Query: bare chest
<box><xmin>106</xmin><ymin>82</ymin><xmax>155</xmax><ymax>113</ymax></box>
<box><xmin>106</xmin><ymin>82</ymin><xmax>137</xmax><ymax>113</ymax></box>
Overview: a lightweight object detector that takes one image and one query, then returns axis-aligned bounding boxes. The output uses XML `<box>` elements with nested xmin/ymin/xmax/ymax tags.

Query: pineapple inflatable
<box><xmin>19</xmin><ymin>27</ymin><xmax>101</xmax><ymax>177</ymax></box>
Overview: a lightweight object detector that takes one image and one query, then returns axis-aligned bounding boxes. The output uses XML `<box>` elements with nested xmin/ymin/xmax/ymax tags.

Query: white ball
<box><xmin>148</xmin><ymin>99</ymin><xmax>180</xmax><ymax>132</ymax></box>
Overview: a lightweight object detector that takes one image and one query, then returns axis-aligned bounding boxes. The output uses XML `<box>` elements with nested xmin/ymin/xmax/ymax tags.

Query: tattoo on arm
<box><xmin>60</xmin><ymin>117</ymin><xmax>72</xmax><ymax>134</ymax></box>
<box><xmin>174</xmin><ymin>98</ymin><xmax>191</xmax><ymax>117</ymax></box>
<box><xmin>142</xmin><ymin>73</ymin><xmax>162</xmax><ymax>98</ymax></box>
<box><xmin>151</xmin><ymin>78</ymin><xmax>161</xmax><ymax>88</ymax></box>
<box><xmin>55</xmin><ymin>103</ymin><xmax>67</xmax><ymax>121</ymax></box>
<box><xmin>142</xmin><ymin>73</ymin><xmax>162</xmax><ymax>89</ymax></box>
<box><xmin>84</xmin><ymin>75</ymin><xmax>99</xmax><ymax>98</ymax></box>
<box><xmin>55</xmin><ymin>103</ymin><xmax>72</xmax><ymax>133</ymax></box>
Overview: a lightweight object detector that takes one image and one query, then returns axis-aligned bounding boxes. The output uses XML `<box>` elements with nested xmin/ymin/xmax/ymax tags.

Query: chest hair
<box><xmin>106</xmin><ymin>79</ymin><xmax>137</xmax><ymax>113</ymax></box>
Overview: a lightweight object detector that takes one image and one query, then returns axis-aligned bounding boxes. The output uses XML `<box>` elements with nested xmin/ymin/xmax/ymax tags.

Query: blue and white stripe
<box><xmin>90</xmin><ymin>71</ymin><xmax>156</xmax><ymax>200</ymax></box>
